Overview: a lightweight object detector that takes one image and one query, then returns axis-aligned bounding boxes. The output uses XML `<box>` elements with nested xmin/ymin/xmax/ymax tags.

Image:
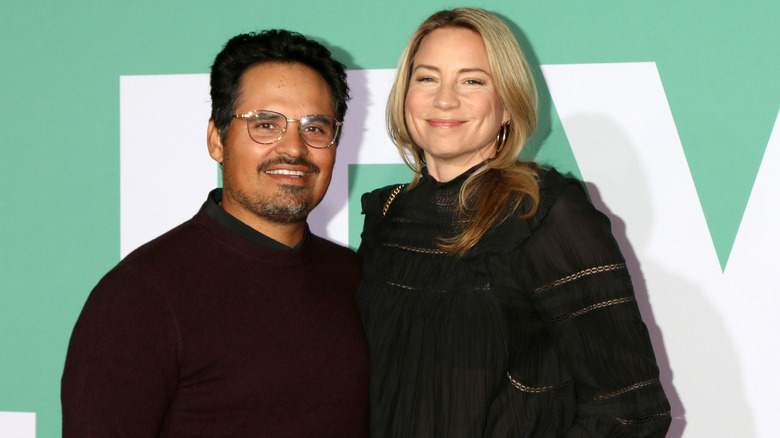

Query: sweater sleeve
<box><xmin>519</xmin><ymin>182</ymin><xmax>671</xmax><ymax>437</ymax></box>
<box><xmin>61</xmin><ymin>265</ymin><xmax>179</xmax><ymax>437</ymax></box>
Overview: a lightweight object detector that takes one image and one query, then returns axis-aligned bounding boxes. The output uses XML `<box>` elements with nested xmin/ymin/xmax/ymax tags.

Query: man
<box><xmin>62</xmin><ymin>30</ymin><xmax>369</xmax><ymax>437</ymax></box>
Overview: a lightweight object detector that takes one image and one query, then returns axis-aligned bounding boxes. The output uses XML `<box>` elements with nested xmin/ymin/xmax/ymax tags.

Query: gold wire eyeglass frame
<box><xmin>232</xmin><ymin>109</ymin><xmax>343</xmax><ymax>149</ymax></box>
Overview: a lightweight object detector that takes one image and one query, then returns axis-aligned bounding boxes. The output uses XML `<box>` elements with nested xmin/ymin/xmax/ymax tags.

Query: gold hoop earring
<box><xmin>495</xmin><ymin>122</ymin><xmax>510</xmax><ymax>154</ymax></box>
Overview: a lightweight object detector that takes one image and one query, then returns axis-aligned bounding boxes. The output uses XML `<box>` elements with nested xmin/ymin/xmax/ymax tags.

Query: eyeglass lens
<box><xmin>246</xmin><ymin>110</ymin><xmax>339</xmax><ymax>148</ymax></box>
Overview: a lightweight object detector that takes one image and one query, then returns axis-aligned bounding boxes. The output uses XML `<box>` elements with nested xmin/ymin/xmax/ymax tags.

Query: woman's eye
<box><xmin>416</xmin><ymin>76</ymin><xmax>435</xmax><ymax>83</ymax></box>
<box><xmin>465</xmin><ymin>79</ymin><xmax>485</xmax><ymax>85</ymax></box>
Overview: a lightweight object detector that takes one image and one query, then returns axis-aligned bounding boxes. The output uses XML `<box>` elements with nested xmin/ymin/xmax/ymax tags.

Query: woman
<box><xmin>357</xmin><ymin>8</ymin><xmax>671</xmax><ymax>437</ymax></box>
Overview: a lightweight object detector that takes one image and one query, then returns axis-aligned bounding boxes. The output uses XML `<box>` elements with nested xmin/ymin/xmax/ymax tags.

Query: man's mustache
<box><xmin>257</xmin><ymin>156</ymin><xmax>320</xmax><ymax>174</ymax></box>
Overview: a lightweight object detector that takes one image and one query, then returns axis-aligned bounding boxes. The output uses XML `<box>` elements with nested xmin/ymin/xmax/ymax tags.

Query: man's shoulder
<box><xmin>306</xmin><ymin>234</ymin><xmax>362</xmax><ymax>287</ymax></box>
<box><xmin>309</xmin><ymin>234</ymin><xmax>359</xmax><ymax>262</ymax></box>
<box><xmin>99</xmin><ymin>211</ymin><xmax>219</xmax><ymax>287</ymax></box>
<box><xmin>120</xmin><ymin>216</ymin><xmax>206</xmax><ymax>267</ymax></box>
<box><xmin>86</xmin><ymin>213</ymin><xmax>219</xmax><ymax>306</ymax></box>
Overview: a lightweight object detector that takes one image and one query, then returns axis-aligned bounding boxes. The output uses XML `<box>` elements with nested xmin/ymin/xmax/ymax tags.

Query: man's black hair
<box><xmin>210</xmin><ymin>29</ymin><xmax>349</xmax><ymax>142</ymax></box>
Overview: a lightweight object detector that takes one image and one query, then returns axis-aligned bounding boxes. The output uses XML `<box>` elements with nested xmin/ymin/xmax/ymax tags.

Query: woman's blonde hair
<box><xmin>387</xmin><ymin>7</ymin><xmax>541</xmax><ymax>255</ymax></box>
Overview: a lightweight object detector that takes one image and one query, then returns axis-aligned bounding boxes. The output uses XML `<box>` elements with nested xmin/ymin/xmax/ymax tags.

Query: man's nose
<box><xmin>274</xmin><ymin>122</ymin><xmax>309</xmax><ymax>157</ymax></box>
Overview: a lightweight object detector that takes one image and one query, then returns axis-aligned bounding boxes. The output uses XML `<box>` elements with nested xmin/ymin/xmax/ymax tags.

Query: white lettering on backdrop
<box><xmin>119</xmin><ymin>66</ymin><xmax>780</xmax><ymax>438</ymax></box>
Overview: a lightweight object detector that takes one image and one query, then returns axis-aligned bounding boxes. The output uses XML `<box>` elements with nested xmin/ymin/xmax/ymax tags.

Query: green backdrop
<box><xmin>1</xmin><ymin>1</ymin><xmax>778</xmax><ymax>436</ymax></box>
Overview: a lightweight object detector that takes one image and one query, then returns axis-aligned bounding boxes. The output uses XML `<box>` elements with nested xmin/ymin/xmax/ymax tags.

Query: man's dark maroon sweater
<box><xmin>62</xmin><ymin>191</ymin><xmax>370</xmax><ymax>437</ymax></box>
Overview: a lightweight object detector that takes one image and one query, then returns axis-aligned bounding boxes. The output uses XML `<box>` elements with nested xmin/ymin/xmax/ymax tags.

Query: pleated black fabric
<box><xmin>357</xmin><ymin>166</ymin><xmax>671</xmax><ymax>437</ymax></box>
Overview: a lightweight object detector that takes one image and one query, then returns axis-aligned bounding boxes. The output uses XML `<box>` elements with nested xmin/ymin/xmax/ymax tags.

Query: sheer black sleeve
<box><xmin>518</xmin><ymin>179</ymin><xmax>671</xmax><ymax>437</ymax></box>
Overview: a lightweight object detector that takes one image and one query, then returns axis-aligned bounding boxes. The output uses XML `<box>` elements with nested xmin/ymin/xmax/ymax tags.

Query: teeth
<box><xmin>266</xmin><ymin>169</ymin><xmax>306</xmax><ymax>177</ymax></box>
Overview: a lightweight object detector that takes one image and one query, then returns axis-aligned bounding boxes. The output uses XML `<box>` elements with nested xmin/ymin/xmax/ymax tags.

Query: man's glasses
<box><xmin>232</xmin><ymin>110</ymin><xmax>343</xmax><ymax>149</ymax></box>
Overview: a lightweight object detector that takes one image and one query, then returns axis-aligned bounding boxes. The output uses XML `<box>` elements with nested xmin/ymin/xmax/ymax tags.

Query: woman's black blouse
<box><xmin>357</xmin><ymin>167</ymin><xmax>671</xmax><ymax>437</ymax></box>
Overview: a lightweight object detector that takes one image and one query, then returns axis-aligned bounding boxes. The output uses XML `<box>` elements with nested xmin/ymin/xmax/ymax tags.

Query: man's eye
<box><xmin>252</xmin><ymin>121</ymin><xmax>279</xmax><ymax>131</ymax></box>
<box><xmin>304</xmin><ymin>123</ymin><xmax>333</xmax><ymax>138</ymax></box>
<box><xmin>303</xmin><ymin>125</ymin><xmax>324</xmax><ymax>133</ymax></box>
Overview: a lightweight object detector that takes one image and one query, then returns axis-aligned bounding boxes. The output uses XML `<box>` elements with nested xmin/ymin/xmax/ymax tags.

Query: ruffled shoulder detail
<box><xmin>360</xmin><ymin>184</ymin><xmax>405</xmax><ymax>217</ymax></box>
<box><xmin>464</xmin><ymin>168</ymin><xmax>585</xmax><ymax>258</ymax></box>
<box><xmin>358</xmin><ymin>183</ymin><xmax>407</xmax><ymax>255</ymax></box>
<box><xmin>530</xmin><ymin>168</ymin><xmax>587</xmax><ymax>229</ymax></box>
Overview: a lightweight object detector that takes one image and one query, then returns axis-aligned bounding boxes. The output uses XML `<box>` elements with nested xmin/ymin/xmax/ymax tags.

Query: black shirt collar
<box><xmin>420</xmin><ymin>162</ymin><xmax>484</xmax><ymax>187</ymax></box>
<box><xmin>203</xmin><ymin>188</ymin><xmax>309</xmax><ymax>250</ymax></box>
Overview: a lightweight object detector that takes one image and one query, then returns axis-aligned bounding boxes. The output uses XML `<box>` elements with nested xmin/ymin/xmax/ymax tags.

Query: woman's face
<box><xmin>405</xmin><ymin>27</ymin><xmax>508</xmax><ymax>182</ymax></box>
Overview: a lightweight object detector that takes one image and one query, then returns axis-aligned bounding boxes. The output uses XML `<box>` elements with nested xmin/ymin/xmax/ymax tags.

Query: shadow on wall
<box><xmin>495</xmin><ymin>12</ymin><xmax>552</xmax><ymax>161</ymax></box>
<box><xmin>567</xmin><ymin>112</ymin><xmax>754</xmax><ymax>437</ymax></box>
<box><xmin>306</xmin><ymin>40</ymin><xmax>365</xmax><ymax>239</ymax></box>
<box><xmin>585</xmin><ymin>181</ymin><xmax>687</xmax><ymax>436</ymax></box>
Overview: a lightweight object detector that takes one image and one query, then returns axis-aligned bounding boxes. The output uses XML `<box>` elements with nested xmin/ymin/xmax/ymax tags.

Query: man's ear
<box><xmin>207</xmin><ymin>120</ymin><xmax>224</xmax><ymax>163</ymax></box>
